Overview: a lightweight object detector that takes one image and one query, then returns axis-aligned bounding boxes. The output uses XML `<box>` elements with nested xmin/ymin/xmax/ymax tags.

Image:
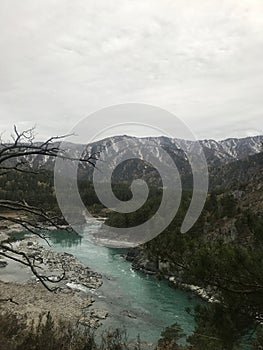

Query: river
<box><xmin>45</xmin><ymin>220</ymin><xmax>200</xmax><ymax>345</ymax></box>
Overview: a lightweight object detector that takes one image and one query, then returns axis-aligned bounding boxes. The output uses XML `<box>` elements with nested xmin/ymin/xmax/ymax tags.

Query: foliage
<box><xmin>0</xmin><ymin>311</ymin><xmax>143</xmax><ymax>350</ymax></box>
<box><xmin>157</xmin><ymin>323</ymin><xmax>186</xmax><ymax>349</ymax></box>
<box><xmin>187</xmin><ymin>304</ymin><xmax>247</xmax><ymax>350</ymax></box>
<box><xmin>113</xmin><ymin>182</ymin><xmax>263</xmax><ymax>349</ymax></box>
<box><xmin>0</xmin><ymin>170</ymin><xmax>57</xmax><ymax>211</ymax></box>
<box><xmin>252</xmin><ymin>325</ymin><xmax>263</xmax><ymax>349</ymax></box>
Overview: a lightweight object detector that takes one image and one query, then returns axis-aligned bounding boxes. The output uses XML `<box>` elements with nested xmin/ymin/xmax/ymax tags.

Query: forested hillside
<box><xmin>120</xmin><ymin>151</ymin><xmax>263</xmax><ymax>349</ymax></box>
<box><xmin>1</xmin><ymin>140</ymin><xmax>262</xmax><ymax>349</ymax></box>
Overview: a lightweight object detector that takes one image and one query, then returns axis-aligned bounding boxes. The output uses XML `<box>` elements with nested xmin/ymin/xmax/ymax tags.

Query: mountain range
<box><xmin>1</xmin><ymin>133</ymin><xmax>262</xmax><ymax>244</ymax></box>
<box><xmin>2</xmin><ymin>134</ymin><xmax>263</xmax><ymax>192</ymax></box>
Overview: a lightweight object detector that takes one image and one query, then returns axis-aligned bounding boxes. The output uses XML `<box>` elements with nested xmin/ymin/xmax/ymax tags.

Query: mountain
<box><xmin>80</xmin><ymin>134</ymin><xmax>263</xmax><ymax>167</ymax></box>
<box><xmin>7</xmin><ymin>134</ymin><xmax>261</xmax><ymax>166</ymax></box>
<box><xmin>1</xmin><ymin>134</ymin><xmax>263</xmax><ymax>189</ymax></box>
<box><xmin>210</xmin><ymin>151</ymin><xmax>263</xmax><ymax>192</ymax></box>
<box><xmin>63</xmin><ymin>134</ymin><xmax>263</xmax><ymax>188</ymax></box>
<box><xmin>87</xmin><ymin>134</ymin><xmax>263</xmax><ymax>162</ymax></box>
<box><xmin>204</xmin><ymin>151</ymin><xmax>263</xmax><ymax>244</ymax></box>
<box><xmin>198</xmin><ymin>135</ymin><xmax>263</xmax><ymax>165</ymax></box>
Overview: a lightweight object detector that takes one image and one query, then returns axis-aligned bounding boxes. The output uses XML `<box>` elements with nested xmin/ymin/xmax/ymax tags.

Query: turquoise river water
<box><xmin>44</xmin><ymin>220</ymin><xmax>200</xmax><ymax>345</ymax></box>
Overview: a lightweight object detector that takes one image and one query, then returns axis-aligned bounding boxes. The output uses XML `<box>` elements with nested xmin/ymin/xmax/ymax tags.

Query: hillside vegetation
<box><xmin>0</xmin><ymin>139</ymin><xmax>262</xmax><ymax>349</ymax></box>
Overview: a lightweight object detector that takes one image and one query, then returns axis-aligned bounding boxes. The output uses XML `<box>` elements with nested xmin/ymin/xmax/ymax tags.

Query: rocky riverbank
<box><xmin>0</xmin><ymin>230</ymin><xmax>109</xmax><ymax>329</ymax></box>
<box><xmin>126</xmin><ymin>247</ymin><xmax>218</xmax><ymax>303</ymax></box>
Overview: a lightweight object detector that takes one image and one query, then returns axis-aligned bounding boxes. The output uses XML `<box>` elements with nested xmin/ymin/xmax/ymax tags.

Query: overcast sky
<box><xmin>0</xmin><ymin>0</ymin><xmax>263</xmax><ymax>142</ymax></box>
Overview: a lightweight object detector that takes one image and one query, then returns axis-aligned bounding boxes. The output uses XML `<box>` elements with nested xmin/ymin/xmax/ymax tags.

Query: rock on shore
<box><xmin>0</xmin><ymin>236</ymin><xmax>108</xmax><ymax>329</ymax></box>
<box><xmin>9</xmin><ymin>238</ymin><xmax>103</xmax><ymax>290</ymax></box>
<box><xmin>126</xmin><ymin>247</ymin><xmax>218</xmax><ymax>303</ymax></box>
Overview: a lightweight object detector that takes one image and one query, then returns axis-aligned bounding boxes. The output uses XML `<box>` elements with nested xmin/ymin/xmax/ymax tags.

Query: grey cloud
<box><xmin>0</xmin><ymin>0</ymin><xmax>262</xmax><ymax>141</ymax></box>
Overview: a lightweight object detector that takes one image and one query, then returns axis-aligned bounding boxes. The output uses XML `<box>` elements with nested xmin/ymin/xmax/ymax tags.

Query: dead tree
<box><xmin>0</xmin><ymin>126</ymin><xmax>97</xmax><ymax>292</ymax></box>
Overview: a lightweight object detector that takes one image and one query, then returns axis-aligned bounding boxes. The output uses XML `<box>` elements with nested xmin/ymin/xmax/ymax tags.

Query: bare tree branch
<box><xmin>0</xmin><ymin>243</ymin><xmax>66</xmax><ymax>292</ymax></box>
<box><xmin>0</xmin><ymin>126</ymin><xmax>98</xmax><ymax>293</ymax></box>
<box><xmin>0</xmin><ymin>125</ymin><xmax>99</xmax><ymax>170</ymax></box>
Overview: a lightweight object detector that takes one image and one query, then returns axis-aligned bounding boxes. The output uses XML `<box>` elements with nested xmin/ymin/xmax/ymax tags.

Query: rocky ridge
<box><xmin>3</xmin><ymin>135</ymin><xmax>263</xmax><ymax>185</ymax></box>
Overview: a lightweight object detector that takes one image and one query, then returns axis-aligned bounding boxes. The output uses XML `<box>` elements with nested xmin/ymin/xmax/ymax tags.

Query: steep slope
<box><xmin>200</xmin><ymin>151</ymin><xmax>263</xmax><ymax>244</ymax></box>
<box><xmin>209</xmin><ymin>151</ymin><xmax>263</xmax><ymax>192</ymax></box>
